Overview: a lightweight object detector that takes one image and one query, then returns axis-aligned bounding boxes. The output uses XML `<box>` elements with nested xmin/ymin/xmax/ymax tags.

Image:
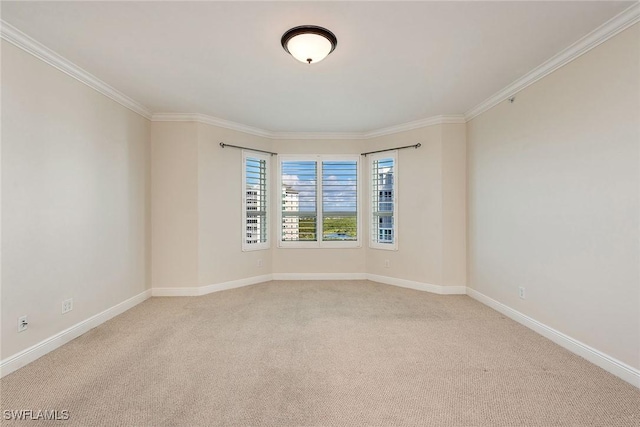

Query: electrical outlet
<box><xmin>62</xmin><ymin>298</ymin><xmax>73</xmax><ymax>314</ymax></box>
<box><xmin>518</xmin><ymin>287</ymin><xmax>526</xmax><ymax>299</ymax></box>
<box><xmin>18</xmin><ymin>316</ymin><xmax>28</xmax><ymax>332</ymax></box>
<box><xmin>384</xmin><ymin>259</ymin><xmax>390</xmax><ymax>268</ymax></box>
<box><xmin>257</xmin><ymin>259</ymin><xmax>263</xmax><ymax>268</ymax></box>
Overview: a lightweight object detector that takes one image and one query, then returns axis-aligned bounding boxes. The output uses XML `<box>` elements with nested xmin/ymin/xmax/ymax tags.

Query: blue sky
<box><xmin>282</xmin><ymin>161</ymin><xmax>357</xmax><ymax>213</ymax></box>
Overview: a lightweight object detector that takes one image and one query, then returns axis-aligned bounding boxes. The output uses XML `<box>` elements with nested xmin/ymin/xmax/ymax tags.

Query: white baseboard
<box><xmin>152</xmin><ymin>273</ymin><xmax>368</xmax><ymax>297</ymax></box>
<box><xmin>0</xmin><ymin>289</ymin><xmax>152</xmax><ymax>378</ymax></box>
<box><xmin>366</xmin><ymin>274</ymin><xmax>467</xmax><ymax>295</ymax></box>
<box><xmin>152</xmin><ymin>274</ymin><xmax>273</xmax><ymax>297</ymax></box>
<box><xmin>199</xmin><ymin>274</ymin><xmax>273</xmax><ymax>295</ymax></box>
<box><xmin>152</xmin><ymin>273</ymin><xmax>465</xmax><ymax>296</ymax></box>
<box><xmin>6</xmin><ymin>278</ymin><xmax>636</xmax><ymax>390</ymax></box>
<box><xmin>150</xmin><ymin>287</ymin><xmax>201</xmax><ymax>297</ymax></box>
<box><xmin>466</xmin><ymin>288</ymin><xmax>640</xmax><ymax>388</ymax></box>
<box><xmin>272</xmin><ymin>272</ymin><xmax>367</xmax><ymax>281</ymax></box>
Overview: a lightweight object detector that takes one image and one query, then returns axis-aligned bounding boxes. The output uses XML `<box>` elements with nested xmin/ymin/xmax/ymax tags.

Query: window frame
<box><xmin>278</xmin><ymin>154</ymin><xmax>361</xmax><ymax>249</ymax></box>
<box><xmin>241</xmin><ymin>150</ymin><xmax>270</xmax><ymax>252</ymax></box>
<box><xmin>369</xmin><ymin>150</ymin><xmax>398</xmax><ymax>251</ymax></box>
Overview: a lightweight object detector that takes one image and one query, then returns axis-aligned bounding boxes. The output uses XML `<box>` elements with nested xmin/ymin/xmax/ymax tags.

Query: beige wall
<box><xmin>365</xmin><ymin>127</ymin><xmax>443</xmax><ymax>283</ymax></box>
<box><xmin>150</xmin><ymin>121</ymin><xmax>274</xmax><ymax>288</ymax></box>
<box><xmin>197</xmin><ymin>123</ymin><xmax>274</xmax><ymax>285</ymax></box>
<box><xmin>441</xmin><ymin>124</ymin><xmax>467</xmax><ymax>287</ymax></box>
<box><xmin>467</xmin><ymin>24</ymin><xmax>639</xmax><ymax>368</ymax></box>
<box><xmin>1</xmin><ymin>41</ymin><xmax>151</xmax><ymax>359</ymax></box>
<box><xmin>365</xmin><ymin>125</ymin><xmax>467</xmax><ymax>287</ymax></box>
<box><xmin>150</xmin><ymin>126</ymin><xmax>466</xmax><ymax>287</ymax></box>
<box><xmin>4</xmin><ymin>15</ymin><xmax>635</xmax><ymax>382</ymax></box>
<box><xmin>151</xmin><ymin>121</ymin><xmax>199</xmax><ymax>288</ymax></box>
<box><xmin>271</xmin><ymin>139</ymin><xmax>366</xmax><ymax>275</ymax></box>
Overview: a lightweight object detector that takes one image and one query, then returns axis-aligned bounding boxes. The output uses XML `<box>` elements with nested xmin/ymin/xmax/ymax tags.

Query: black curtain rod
<box><xmin>219</xmin><ymin>142</ymin><xmax>277</xmax><ymax>156</ymax></box>
<box><xmin>361</xmin><ymin>143</ymin><xmax>421</xmax><ymax>156</ymax></box>
<box><xmin>220</xmin><ymin>141</ymin><xmax>418</xmax><ymax>157</ymax></box>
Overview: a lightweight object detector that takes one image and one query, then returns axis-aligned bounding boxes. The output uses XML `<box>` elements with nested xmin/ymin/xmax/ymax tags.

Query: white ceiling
<box><xmin>1</xmin><ymin>1</ymin><xmax>634</xmax><ymax>133</ymax></box>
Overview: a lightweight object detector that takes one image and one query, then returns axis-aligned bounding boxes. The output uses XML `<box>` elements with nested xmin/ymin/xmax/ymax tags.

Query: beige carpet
<box><xmin>1</xmin><ymin>280</ymin><xmax>639</xmax><ymax>426</ymax></box>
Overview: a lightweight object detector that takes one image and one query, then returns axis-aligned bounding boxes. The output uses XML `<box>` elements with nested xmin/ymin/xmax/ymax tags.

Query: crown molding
<box><xmin>363</xmin><ymin>115</ymin><xmax>466</xmax><ymax>139</ymax></box>
<box><xmin>154</xmin><ymin>3</ymin><xmax>638</xmax><ymax>131</ymax></box>
<box><xmin>0</xmin><ymin>20</ymin><xmax>152</xmax><ymax>120</ymax></box>
<box><xmin>151</xmin><ymin>113</ymin><xmax>274</xmax><ymax>138</ymax></box>
<box><xmin>152</xmin><ymin>113</ymin><xmax>466</xmax><ymax>140</ymax></box>
<box><xmin>4</xmin><ymin>2</ymin><xmax>637</xmax><ymax>134</ymax></box>
<box><xmin>152</xmin><ymin>113</ymin><xmax>371</xmax><ymax>140</ymax></box>
<box><xmin>270</xmin><ymin>115</ymin><xmax>466</xmax><ymax>140</ymax></box>
<box><xmin>270</xmin><ymin>131</ymin><xmax>367</xmax><ymax>140</ymax></box>
<box><xmin>465</xmin><ymin>3</ymin><xmax>640</xmax><ymax>121</ymax></box>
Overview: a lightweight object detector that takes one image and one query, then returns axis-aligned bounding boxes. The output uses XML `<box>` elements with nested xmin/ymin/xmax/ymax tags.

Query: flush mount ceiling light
<box><xmin>281</xmin><ymin>25</ymin><xmax>337</xmax><ymax>64</ymax></box>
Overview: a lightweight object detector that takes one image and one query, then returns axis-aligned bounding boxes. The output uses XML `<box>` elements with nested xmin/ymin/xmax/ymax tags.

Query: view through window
<box><xmin>242</xmin><ymin>152</ymin><xmax>269</xmax><ymax>250</ymax></box>
<box><xmin>280</xmin><ymin>156</ymin><xmax>359</xmax><ymax>247</ymax></box>
<box><xmin>371</xmin><ymin>151</ymin><xmax>397</xmax><ymax>250</ymax></box>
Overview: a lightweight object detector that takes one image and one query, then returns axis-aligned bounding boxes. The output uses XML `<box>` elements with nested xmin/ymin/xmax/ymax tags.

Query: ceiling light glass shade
<box><xmin>287</xmin><ymin>33</ymin><xmax>332</xmax><ymax>64</ymax></box>
<box><xmin>281</xmin><ymin>26</ymin><xmax>337</xmax><ymax>64</ymax></box>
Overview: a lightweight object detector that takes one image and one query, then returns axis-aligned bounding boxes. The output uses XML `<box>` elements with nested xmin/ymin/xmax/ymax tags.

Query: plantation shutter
<box><xmin>281</xmin><ymin>160</ymin><xmax>317</xmax><ymax>241</ymax></box>
<box><xmin>322</xmin><ymin>161</ymin><xmax>358</xmax><ymax>241</ymax></box>
<box><xmin>244</xmin><ymin>155</ymin><xmax>268</xmax><ymax>247</ymax></box>
<box><xmin>371</xmin><ymin>155</ymin><xmax>395</xmax><ymax>246</ymax></box>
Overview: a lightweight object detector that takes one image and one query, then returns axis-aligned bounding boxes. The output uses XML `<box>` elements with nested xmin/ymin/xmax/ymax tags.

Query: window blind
<box><xmin>371</xmin><ymin>156</ymin><xmax>395</xmax><ymax>246</ymax></box>
<box><xmin>322</xmin><ymin>161</ymin><xmax>357</xmax><ymax>241</ymax></box>
<box><xmin>281</xmin><ymin>160</ymin><xmax>317</xmax><ymax>241</ymax></box>
<box><xmin>244</xmin><ymin>155</ymin><xmax>268</xmax><ymax>249</ymax></box>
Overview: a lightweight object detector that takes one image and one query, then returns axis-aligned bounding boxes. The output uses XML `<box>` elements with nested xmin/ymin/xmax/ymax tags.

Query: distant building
<box><xmin>246</xmin><ymin>186</ymin><xmax>265</xmax><ymax>244</ymax></box>
<box><xmin>376</xmin><ymin>167</ymin><xmax>394</xmax><ymax>243</ymax></box>
<box><xmin>282</xmin><ymin>185</ymin><xmax>299</xmax><ymax>240</ymax></box>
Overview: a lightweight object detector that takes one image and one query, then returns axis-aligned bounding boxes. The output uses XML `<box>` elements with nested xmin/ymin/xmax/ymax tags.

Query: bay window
<box><xmin>279</xmin><ymin>155</ymin><xmax>360</xmax><ymax>248</ymax></box>
<box><xmin>242</xmin><ymin>151</ymin><xmax>269</xmax><ymax>251</ymax></box>
<box><xmin>370</xmin><ymin>151</ymin><xmax>397</xmax><ymax>250</ymax></box>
